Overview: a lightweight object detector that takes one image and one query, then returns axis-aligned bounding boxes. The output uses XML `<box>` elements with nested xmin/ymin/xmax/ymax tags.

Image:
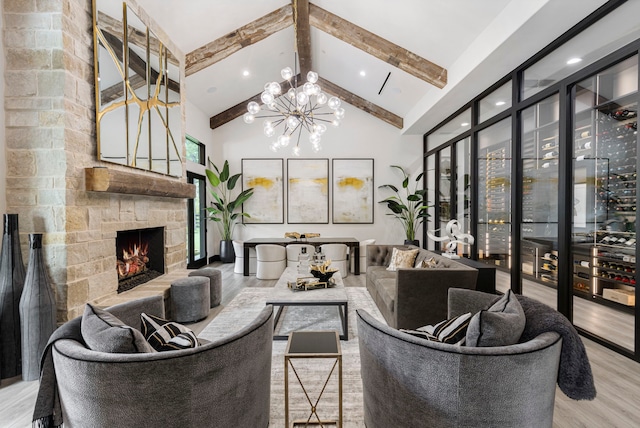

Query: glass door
<box><xmin>572</xmin><ymin>55</ymin><xmax>637</xmax><ymax>352</ymax></box>
<box><xmin>520</xmin><ymin>94</ymin><xmax>560</xmax><ymax>309</ymax></box>
<box><xmin>477</xmin><ymin>118</ymin><xmax>512</xmax><ymax>274</ymax></box>
<box><xmin>187</xmin><ymin>172</ymin><xmax>207</xmax><ymax>269</ymax></box>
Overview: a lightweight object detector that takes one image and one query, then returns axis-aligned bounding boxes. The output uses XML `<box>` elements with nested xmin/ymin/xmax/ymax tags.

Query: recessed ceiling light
<box><xmin>207</xmin><ymin>86</ymin><xmax>217</xmax><ymax>94</ymax></box>
<box><xmin>495</xmin><ymin>101</ymin><xmax>506</xmax><ymax>106</ymax></box>
<box><xmin>567</xmin><ymin>57</ymin><xmax>582</xmax><ymax>65</ymax></box>
<box><xmin>359</xmin><ymin>70</ymin><xmax>366</xmax><ymax>77</ymax></box>
<box><xmin>242</xmin><ymin>70</ymin><xmax>250</xmax><ymax>77</ymax></box>
<box><xmin>461</xmin><ymin>122</ymin><xmax>469</xmax><ymax>127</ymax></box>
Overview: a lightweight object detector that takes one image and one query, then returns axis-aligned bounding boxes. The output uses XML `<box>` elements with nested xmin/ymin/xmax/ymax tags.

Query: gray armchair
<box><xmin>47</xmin><ymin>296</ymin><xmax>273</xmax><ymax>427</ymax></box>
<box><xmin>357</xmin><ymin>289</ymin><xmax>563</xmax><ymax>428</ymax></box>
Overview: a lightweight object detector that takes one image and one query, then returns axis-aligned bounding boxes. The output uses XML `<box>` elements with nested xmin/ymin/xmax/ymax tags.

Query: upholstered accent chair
<box><xmin>320</xmin><ymin>243</ymin><xmax>349</xmax><ymax>278</ymax></box>
<box><xmin>232</xmin><ymin>240</ymin><xmax>256</xmax><ymax>274</ymax></box>
<box><xmin>256</xmin><ymin>244</ymin><xmax>287</xmax><ymax>279</ymax></box>
<box><xmin>46</xmin><ymin>296</ymin><xmax>273</xmax><ymax>427</ymax></box>
<box><xmin>351</xmin><ymin>238</ymin><xmax>375</xmax><ymax>273</ymax></box>
<box><xmin>285</xmin><ymin>244</ymin><xmax>316</xmax><ymax>268</ymax></box>
<box><xmin>357</xmin><ymin>289</ymin><xmax>563</xmax><ymax>428</ymax></box>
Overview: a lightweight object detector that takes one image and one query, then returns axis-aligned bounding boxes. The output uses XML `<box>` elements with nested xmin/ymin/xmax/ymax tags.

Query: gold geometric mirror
<box><xmin>92</xmin><ymin>0</ymin><xmax>182</xmax><ymax>177</ymax></box>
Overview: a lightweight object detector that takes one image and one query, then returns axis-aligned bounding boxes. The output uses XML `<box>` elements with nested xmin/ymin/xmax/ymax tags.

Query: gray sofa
<box><xmin>366</xmin><ymin>244</ymin><xmax>479</xmax><ymax>329</ymax></box>
<box><xmin>357</xmin><ymin>288</ymin><xmax>563</xmax><ymax>428</ymax></box>
<box><xmin>44</xmin><ymin>296</ymin><xmax>273</xmax><ymax>427</ymax></box>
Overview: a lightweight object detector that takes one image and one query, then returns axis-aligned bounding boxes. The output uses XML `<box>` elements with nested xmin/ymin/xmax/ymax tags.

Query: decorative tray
<box><xmin>287</xmin><ymin>276</ymin><xmax>337</xmax><ymax>291</ymax></box>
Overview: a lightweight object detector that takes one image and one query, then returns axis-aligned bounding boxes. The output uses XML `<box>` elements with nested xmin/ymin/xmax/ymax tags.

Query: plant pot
<box><xmin>219</xmin><ymin>240</ymin><xmax>235</xmax><ymax>263</ymax></box>
<box><xmin>404</xmin><ymin>239</ymin><xmax>420</xmax><ymax>247</ymax></box>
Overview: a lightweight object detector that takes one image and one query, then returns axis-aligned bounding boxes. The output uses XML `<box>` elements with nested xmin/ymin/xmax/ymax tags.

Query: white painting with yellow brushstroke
<box><xmin>287</xmin><ymin>158</ymin><xmax>329</xmax><ymax>223</ymax></box>
<box><xmin>242</xmin><ymin>159</ymin><xmax>283</xmax><ymax>223</ymax></box>
<box><xmin>332</xmin><ymin>158</ymin><xmax>374</xmax><ymax>223</ymax></box>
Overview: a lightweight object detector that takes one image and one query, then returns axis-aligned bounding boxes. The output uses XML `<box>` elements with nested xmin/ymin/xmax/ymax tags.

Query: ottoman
<box><xmin>170</xmin><ymin>276</ymin><xmax>210</xmax><ymax>323</ymax></box>
<box><xmin>188</xmin><ymin>267</ymin><xmax>222</xmax><ymax>307</ymax></box>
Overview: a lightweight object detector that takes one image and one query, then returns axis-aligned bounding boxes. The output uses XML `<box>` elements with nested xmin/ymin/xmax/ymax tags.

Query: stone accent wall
<box><xmin>3</xmin><ymin>0</ymin><xmax>188</xmax><ymax>321</ymax></box>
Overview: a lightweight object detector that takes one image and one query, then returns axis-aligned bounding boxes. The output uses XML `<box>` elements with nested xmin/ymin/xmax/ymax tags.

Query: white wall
<box><xmin>210</xmin><ymin>102</ymin><xmax>423</xmax><ymax>252</ymax></box>
<box><xmin>185</xmin><ymin>100</ymin><xmax>218</xmax><ymax>261</ymax></box>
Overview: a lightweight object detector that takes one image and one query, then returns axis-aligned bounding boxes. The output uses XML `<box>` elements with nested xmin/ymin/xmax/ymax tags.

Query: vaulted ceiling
<box><xmin>136</xmin><ymin>0</ymin><xmax>613</xmax><ymax>134</ymax></box>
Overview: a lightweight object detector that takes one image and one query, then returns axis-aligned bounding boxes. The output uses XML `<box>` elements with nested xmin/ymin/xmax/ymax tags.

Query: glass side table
<box><xmin>284</xmin><ymin>331</ymin><xmax>343</xmax><ymax>428</ymax></box>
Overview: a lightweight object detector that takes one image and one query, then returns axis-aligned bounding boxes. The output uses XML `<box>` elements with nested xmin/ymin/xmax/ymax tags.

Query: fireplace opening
<box><xmin>116</xmin><ymin>227</ymin><xmax>165</xmax><ymax>293</ymax></box>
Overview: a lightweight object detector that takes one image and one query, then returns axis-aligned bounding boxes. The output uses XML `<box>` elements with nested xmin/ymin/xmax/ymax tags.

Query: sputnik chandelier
<box><xmin>243</xmin><ymin>62</ymin><xmax>345</xmax><ymax>155</ymax></box>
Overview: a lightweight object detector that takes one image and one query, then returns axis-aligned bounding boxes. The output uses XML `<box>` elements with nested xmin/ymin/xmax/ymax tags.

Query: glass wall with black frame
<box><xmin>439</xmin><ymin>146</ymin><xmax>452</xmax><ymax>250</ymax></box>
<box><xmin>186</xmin><ymin>135</ymin><xmax>205</xmax><ymax>165</ymax></box>
<box><xmin>520</xmin><ymin>94</ymin><xmax>560</xmax><ymax>309</ymax></box>
<box><xmin>426</xmin><ymin>108</ymin><xmax>471</xmax><ymax>152</ymax></box>
<box><xmin>477</xmin><ymin>118</ymin><xmax>512</xmax><ymax>274</ymax></box>
<box><xmin>522</xmin><ymin>1</ymin><xmax>640</xmax><ymax>101</ymax></box>
<box><xmin>571</xmin><ymin>55</ymin><xmax>637</xmax><ymax>352</ymax></box>
<box><xmin>187</xmin><ymin>172</ymin><xmax>207</xmax><ymax>268</ymax></box>
<box><xmin>456</xmin><ymin>137</ymin><xmax>472</xmax><ymax>257</ymax></box>
<box><xmin>479</xmin><ymin>81</ymin><xmax>512</xmax><ymax>124</ymax></box>
<box><xmin>425</xmin><ymin>154</ymin><xmax>437</xmax><ymax>251</ymax></box>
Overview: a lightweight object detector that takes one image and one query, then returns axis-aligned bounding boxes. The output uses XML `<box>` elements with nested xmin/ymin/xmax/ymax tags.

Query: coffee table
<box><xmin>266</xmin><ymin>267</ymin><xmax>349</xmax><ymax>340</ymax></box>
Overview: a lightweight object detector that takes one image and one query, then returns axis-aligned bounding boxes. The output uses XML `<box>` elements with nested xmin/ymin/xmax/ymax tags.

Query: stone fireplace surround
<box><xmin>3</xmin><ymin>0</ymin><xmax>190</xmax><ymax>321</ymax></box>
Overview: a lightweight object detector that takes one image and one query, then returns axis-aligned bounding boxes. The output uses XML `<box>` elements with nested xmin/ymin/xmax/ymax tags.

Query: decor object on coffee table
<box><xmin>357</xmin><ymin>288</ymin><xmax>564</xmax><ymax>428</ymax></box>
<box><xmin>0</xmin><ymin>213</ymin><xmax>26</xmax><ymax>379</ymax></box>
<box><xmin>320</xmin><ymin>243</ymin><xmax>348</xmax><ymax>278</ymax></box>
<box><xmin>205</xmin><ymin>158</ymin><xmax>254</xmax><ymax>263</ymax></box>
<box><xmin>378</xmin><ymin>165</ymin><xmax>429</xmax><ymax>245</ymax></box>
<box><xmin>427</xmin><ymin>219</ymin><xmax>475</xmax><ymax>259</ymax></box>
<box><xmin>19</xmin><ymin>234</ymin><xmax>57</xmax><ymax>381</ymax></box>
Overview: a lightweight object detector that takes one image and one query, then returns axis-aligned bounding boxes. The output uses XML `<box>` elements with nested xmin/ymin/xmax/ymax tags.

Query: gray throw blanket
<box><xmin>32</xmin><ymin>317</ymin><xmax>84</xmax><ymax>427</ymax></box>
<box><xmin>516</xmin><ymin>295</ymin><xmax>596</xmax><ymax>400</ymax></box>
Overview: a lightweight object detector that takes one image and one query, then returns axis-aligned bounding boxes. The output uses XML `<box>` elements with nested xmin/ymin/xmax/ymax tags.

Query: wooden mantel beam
<box><xmin>209</xmin><ymin>76</ymin><xmax>402</xmax><ymax>130</ymax></box>
<box><xmin>308</xmin><ymin>3</ymin><xmax>447</xmax><ymax>89</ymax></box>
<box><xmin>185</xmin><ymin>5</ymin><xmax>293</xmax><ymax>76</ymax></box>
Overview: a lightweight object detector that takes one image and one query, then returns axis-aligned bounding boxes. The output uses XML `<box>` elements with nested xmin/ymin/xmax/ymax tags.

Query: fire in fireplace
<box><xmin>116</xmin><ymin>227</ymin><xmax>165</xmax><ymax>293</ymax></box>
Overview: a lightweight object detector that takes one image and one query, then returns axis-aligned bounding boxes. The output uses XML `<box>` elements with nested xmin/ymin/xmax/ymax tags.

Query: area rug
<box><xmin>199</xmin><ymin>287</ymin><xmax>385</xmax><ymax>427</ymax></box>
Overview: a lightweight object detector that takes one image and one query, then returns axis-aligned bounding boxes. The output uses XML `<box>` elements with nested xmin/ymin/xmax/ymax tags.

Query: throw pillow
<box><xmin>140</xmin><ymin>313</ymin><xmax>199</xmax><ymax>352</ymax></box>
<box><xmin>400</xmin><ymin>312</ymin><xmax>472</xmax><ymax>345</ymax></box>
<box><xmin>81</xmin><ymin>303</ymin><xmax>154</xmax><ymax>353</ymax></box>
<box><xmin>416</xmin><ymin>257</ymin><xmax>438</xmax><ymax>268</ymax></box>
<box><xmin>466</xmin><ymin>290</ymin><xmax>526</xmax><ymax>347</ymax></box>
<box><xmin>386</xmin><ymin>248</ymin><xmax>419</xmax><ymax>271</ymax></box>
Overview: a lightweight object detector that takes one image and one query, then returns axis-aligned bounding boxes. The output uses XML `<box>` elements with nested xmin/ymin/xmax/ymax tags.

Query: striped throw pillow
<box><xmin>401</xmin><ymin>312</ymin><xmax>472</xmax><ymax>345</ymax></box>
<box><xmin>140</xmin><ymin>313</ymin><xmax>199</xmax><ymax>352</ymax></box>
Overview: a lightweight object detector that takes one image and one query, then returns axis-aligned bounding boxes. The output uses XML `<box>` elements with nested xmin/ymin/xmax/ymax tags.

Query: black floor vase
<box><xmin>0</xmin><ymin>214</ymin><xmax>26</xmax><ymax>379</ymax></box>
<box><xmin>20</xmin><ymin>233</ymin><xmax>57</xmax><ymax>381</ymax></box>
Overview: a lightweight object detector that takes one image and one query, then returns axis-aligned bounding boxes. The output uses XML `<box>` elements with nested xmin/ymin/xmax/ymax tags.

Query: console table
<box><xmin>243</xmin><ymin>237</ymin><xmax>360</xmax><ymax>276</ymax></box>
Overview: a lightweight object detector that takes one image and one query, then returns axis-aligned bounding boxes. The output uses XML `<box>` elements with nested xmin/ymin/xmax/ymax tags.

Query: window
<box><xmin>186</xmin><ymin>135</ymin><xmax>205</xmax><ymax>165</ymax></box>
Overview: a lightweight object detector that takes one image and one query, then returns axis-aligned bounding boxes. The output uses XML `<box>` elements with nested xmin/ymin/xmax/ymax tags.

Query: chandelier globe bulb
<box><xmin>281</xmin><ymin>67</ymin><xmax>294</xmax><ymax>80</ymax></box>
<box><xmin>316</xmin><ymin>93</ymin><xmax>328</xmax><ymax>105</ymax></box>
<box><xmin>328</xmin><ymin>96</ymin><xmax>341</xmax><ymax>110</ymax></box>
<box><xmin>247</xmin><ymin>101</ymin><xmax>260</xmax><ymax>115</ymax></box>
<box><xmin>306</xmin><ymin>71</ymin><xmax>318</xmax><ymax>83</ymax></box>
<box><xmin>243</xmin><ymin>112</ymin><xmax>255</xmax><ymax>124</ymax></box>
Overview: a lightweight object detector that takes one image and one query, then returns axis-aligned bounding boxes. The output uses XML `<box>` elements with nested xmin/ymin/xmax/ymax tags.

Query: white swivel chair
<box><xmin>256</xmin><ymin>244</ymin><xmax>287</xmax><ymax>280</ymax></box>
<box><xmin>286</xmin><ymin>244</ymin><xmax>316</xmax><ymax>268</ymax></box>
<box><xmin>320</xmin><ymin>243</ymin><xmax>349</xmax><ymax>278</ymax></box>
<box><xmin>232</xmin><ymin>240</ymin><xmax>257</xmax><ymax>274</ymax></box>
<box><xmin>351</xmin><ymin>239</ymin><xmax>376</xmax><ymax>274</ymax></box>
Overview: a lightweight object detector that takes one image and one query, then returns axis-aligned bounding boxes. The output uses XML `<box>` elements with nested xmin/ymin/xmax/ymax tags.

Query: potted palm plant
<box><xmin>205</xmin><ymin>159</ymin><xmax>254</xmax><ymax>262</ymax></box>
<box><xmin>378</xmin><ymin>165</ymin><xmax>429</xmax><ymax>246</ymax></box>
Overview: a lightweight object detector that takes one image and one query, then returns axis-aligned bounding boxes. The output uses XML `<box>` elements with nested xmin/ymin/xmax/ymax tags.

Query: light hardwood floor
<box><xmin>0</xmin><ymin>263</ymin><xmax>638</xmax><ymax>427</ymax></box>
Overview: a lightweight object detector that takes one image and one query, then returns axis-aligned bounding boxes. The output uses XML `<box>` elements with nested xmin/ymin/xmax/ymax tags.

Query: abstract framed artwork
<box><xmin>241</xmin><ymin>158</ymin><xmax>284</xmax><ymax>224</ymax></box>
<box><xmin>332</xmin><ymin>158</ymin><xmax>374</xmax><ymax>223</ymax></box>
<box><xmin>287</xmin><ymin>158</ymin><xmax>329</xmax><ymax>224</ymax></box>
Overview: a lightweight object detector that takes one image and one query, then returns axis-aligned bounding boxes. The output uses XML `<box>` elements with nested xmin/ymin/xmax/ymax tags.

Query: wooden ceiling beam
<box><xmin>317</xmin><ymin>77</ymin><xmax>402</xmax><ymax>129</ymax></box>
<box><xmin>186</xmin><ymin>5</ymin><xmax>293</xmax><ymax>76</ymax></box>
<box><xmin>293</xmin><ymin>0</ymin><xmax>312</xmax><ymax>78</ymax></box>
<box><xmin>308</xmin><ymin>3</ymin><xmax>447</xmax><ymax>89</ymax></box>
<box><xmin>209</xmin><ymin>75</ymin><xmax>402</xmax><ymax>130</ymax></box>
